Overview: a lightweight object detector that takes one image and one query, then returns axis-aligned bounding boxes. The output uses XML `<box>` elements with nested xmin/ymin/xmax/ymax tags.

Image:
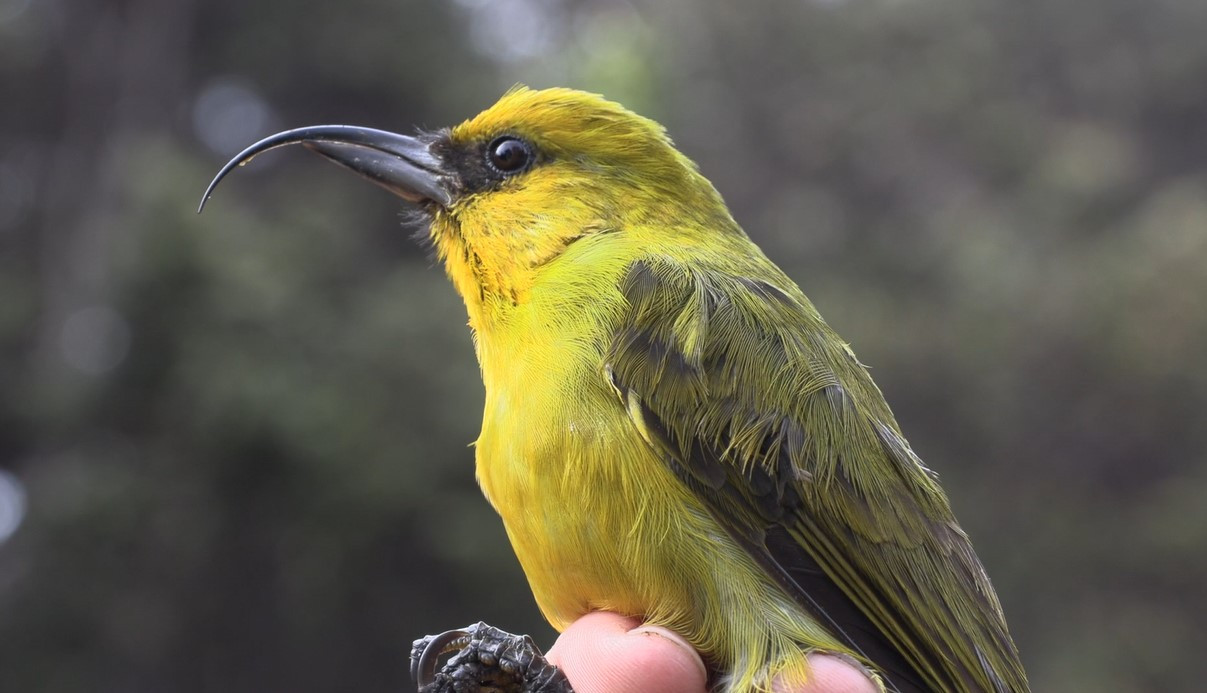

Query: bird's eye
<box><xmin>486</xmin><ymin>136</ymin><xmax>533</xmax><ymax>174</ymax></box>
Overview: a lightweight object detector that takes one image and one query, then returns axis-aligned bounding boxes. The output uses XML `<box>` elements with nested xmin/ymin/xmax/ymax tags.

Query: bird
<box><xmin>200</xmin><ymin>86</ymin><xmax>1029</xmax><ymax>693</ymax></box>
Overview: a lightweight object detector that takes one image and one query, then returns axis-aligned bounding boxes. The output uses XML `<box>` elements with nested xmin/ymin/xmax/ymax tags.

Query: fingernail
<box><xmin>629</xmin><ymin>625</ymin><xmax>709</xmax><ymax>681</ymax></box>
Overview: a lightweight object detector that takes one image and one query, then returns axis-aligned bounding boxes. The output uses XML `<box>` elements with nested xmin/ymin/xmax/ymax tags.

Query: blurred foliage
<box><xmin>1</xmin><ymin>0</ymin><xmax>1205</xmax><ymax>690</ymax></box>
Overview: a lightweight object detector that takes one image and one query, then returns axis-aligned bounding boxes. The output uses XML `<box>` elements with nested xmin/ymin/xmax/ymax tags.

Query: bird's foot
<box><xmin>411</xmin><ymin>622</ymin><xmax>573</xmax><ymax>693</ymax></box>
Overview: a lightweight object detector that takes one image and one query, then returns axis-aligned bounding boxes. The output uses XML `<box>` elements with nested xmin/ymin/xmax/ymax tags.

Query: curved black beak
<box><xmin>198</xmin><ymin>125</ymin><xmax>455</xmax><ymax>213</ymax></box>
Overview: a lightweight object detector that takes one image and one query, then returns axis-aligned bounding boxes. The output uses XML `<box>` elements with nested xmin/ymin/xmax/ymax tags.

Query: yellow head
<box><xmin>199</xmin><ymin>86</ymin><xmax>741</xmax><ymax>325</ymax></box>
<box><xmin>428</xmin><ymin>87</ymin><xmax>738</xmax><ymax>313</ymax></box>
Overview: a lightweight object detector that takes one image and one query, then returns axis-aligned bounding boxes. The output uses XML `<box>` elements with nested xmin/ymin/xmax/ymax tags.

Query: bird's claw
<box><xmin>410</xmin><ymin>622</ymin><xmax>573</xmax><ymax>692</ymax></box>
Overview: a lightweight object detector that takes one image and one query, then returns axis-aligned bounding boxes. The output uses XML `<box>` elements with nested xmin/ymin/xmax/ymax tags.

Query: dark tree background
<box><xmin>2</xmin><ymin>0</ymin><xmax>1205</xmax><ymax>691</ymax></box>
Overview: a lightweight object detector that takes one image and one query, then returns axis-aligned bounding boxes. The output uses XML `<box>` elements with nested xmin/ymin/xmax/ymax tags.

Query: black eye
<box><xmin>486</xmin><ymin>136</ymin><xmax>533</xmax><ymax>174</ymax></box>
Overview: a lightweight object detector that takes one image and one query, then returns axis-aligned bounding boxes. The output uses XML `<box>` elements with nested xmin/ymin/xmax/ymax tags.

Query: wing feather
<box><xmin>604</xmin><ymin>258</ymin><xmax>1027</xmax><ymax>693</ymax></box>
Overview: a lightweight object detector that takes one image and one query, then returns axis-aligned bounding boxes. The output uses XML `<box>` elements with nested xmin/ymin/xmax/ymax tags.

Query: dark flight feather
<box><xmin>604</xmin><ymin>257</ymin><xmax>1027</xmax><ymax>693</ymax></box>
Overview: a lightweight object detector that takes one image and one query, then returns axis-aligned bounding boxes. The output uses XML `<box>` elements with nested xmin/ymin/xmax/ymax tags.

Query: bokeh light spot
<box><xmin>0</xmin><ymin>470</ymin><xmax>26</xmax><ymax>545</ymax></box>
<box><xmin>192</xmin><ymin>78</ymin><xmax>276</xmax><ymax>156</ymax></box>
<box><xmin>0</xmin><ymin>160</ymin><xmax>33</xmax><ymax>231</ymax></box>
<box><xmin>60</xmin><ymin>305</ymin><xmax>132</xmax><ymax>376</ymax></box>
<box><xmin>462</xmin><ymin>0</ymin><xmax>555</xmax><ymax>63</ymax></box>
<box><xmin>0</xmin><ymin>0</ymin><xmax>32</xmax><ymax>25</ymax></box>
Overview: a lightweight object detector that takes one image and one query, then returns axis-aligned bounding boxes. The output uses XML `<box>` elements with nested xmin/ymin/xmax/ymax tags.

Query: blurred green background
<box><xmin>2</xmin><ymin>0</ymin><xmax>1205</xmax><ymax>690</ymax></box>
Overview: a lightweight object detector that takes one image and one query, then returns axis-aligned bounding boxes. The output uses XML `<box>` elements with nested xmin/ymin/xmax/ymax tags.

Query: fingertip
<box><xmin>627</xmin><ymin>625</ymin><xmax>710</xmax><ymax>684</ymax></box>
<box><xmin>547</xmin><ymin>614</ymin><xmax>707</xmax><ymax>693</ymax></box>
<box><xmin>777</xmin><ymin>653</ymin><xmax>880</xmax><ymax>693</ymax></box>
<box><xmin>546</xmin><ymin>611</ymin><xmax>642</xmax><ymax>664</ymax></box>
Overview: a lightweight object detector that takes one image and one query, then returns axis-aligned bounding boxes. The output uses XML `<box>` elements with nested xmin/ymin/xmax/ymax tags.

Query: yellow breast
<box><xmin>465</xmin><ymin>238</ymin><xmax>847</xmax><ymax>691</ymax></box>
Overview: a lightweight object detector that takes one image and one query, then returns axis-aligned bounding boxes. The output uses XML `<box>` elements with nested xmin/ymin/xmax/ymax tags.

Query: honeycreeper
<box><xmin>200</xmin><ymin>87</ymin><xmax>1028</xmax><ymax>693</ymax></box>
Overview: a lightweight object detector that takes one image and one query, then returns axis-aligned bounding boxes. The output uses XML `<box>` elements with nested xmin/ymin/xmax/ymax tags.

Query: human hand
<box><xmin>545</xmin><ymin>612</ymin><xmax>879</xmax><ymax>693</ymax></box>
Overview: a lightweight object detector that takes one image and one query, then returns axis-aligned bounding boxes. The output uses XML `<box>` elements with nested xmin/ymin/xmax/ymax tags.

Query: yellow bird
<box><xmin>201</xmin><ymin>87</ymin><xmax>1028</xmax><ymax>693</ymax></box>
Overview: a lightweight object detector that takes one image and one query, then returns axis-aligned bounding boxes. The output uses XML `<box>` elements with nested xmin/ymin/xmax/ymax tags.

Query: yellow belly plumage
<box><xmin>472</xmin><ymin>265</ymin><xmax>847</xmax><ymax>692</ymax></box>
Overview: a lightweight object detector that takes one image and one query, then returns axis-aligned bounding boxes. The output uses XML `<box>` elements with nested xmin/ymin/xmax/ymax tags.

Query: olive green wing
<box><xmin>603</xmin><ymin>258</ymin><xmax>1028</xmax><ymax>693</ymax></box>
